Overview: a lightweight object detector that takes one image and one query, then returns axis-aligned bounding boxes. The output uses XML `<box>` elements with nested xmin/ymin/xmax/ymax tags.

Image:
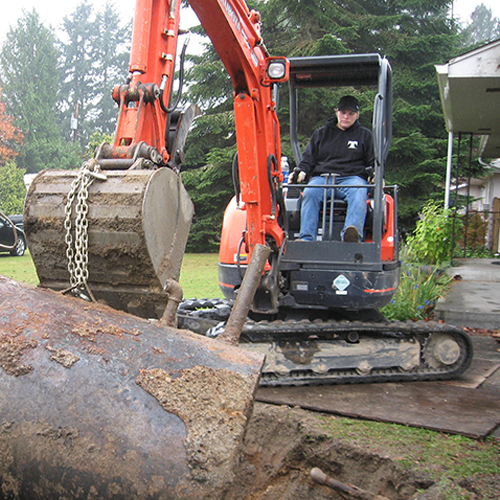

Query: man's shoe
<box><xmin>343</xmin><ymin>225</ymin><xmax>360</xmax><ymax>243</ymax></box>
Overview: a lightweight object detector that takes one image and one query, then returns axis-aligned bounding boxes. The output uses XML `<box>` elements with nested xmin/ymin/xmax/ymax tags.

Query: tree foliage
<box><xmin>0</xmin><ymin>10</ymin><xmax>79</xmax><ymax>173</ymax></box>
<box><xmin>0</xmin><ymin>3</ymin><xmax>131</xmax><ymax>176</ymax></box>
<box><xmin>0</xmin><ymin>161</ymin><xmax>26</xmax><ymax>214</ymax></box>
<box><xmin>58</xmin><ymin>1</ymin><xmax>131</xmax><ymax>146</ymax></box>
<box><xmin>460</xmin><ymin>4</ymin><xmax>500</xmax><ymax>47</ymax></box>
<box><xmin>0</xmin><ymin>91</ymin><xmax>23</xmax><ymax>165</ymax></box>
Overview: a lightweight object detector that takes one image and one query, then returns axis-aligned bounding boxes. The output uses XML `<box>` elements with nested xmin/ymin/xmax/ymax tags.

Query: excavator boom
<box><xmin>25</xmin><ymin>0</ymin><xmax>289</xmax><ymax>318</ymax></box>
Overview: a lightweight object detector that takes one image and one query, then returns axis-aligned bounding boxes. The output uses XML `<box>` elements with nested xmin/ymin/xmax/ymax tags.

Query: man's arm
<box><xmin>290</xmin><ymin>131</ymin><xmax>319</xmax><ymax>183</ymax></box>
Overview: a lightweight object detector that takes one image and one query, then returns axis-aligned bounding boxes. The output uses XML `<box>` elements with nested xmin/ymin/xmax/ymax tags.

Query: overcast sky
<box><xmin>0</xmin><ymin>0</ymin><xmax>498</xmax><ymax>47</ymax></box>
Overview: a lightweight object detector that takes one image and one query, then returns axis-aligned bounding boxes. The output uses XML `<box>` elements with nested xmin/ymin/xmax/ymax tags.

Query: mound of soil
<box><xmin>227</xmin><ymin>403</ymin><xmax>434</xmax><ymax>499</ymax></box>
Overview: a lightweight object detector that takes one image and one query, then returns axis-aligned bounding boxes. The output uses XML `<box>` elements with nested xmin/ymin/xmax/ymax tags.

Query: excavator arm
<box><xmin>104</xmin><ymin>0</ymin><xmax>289</xmax><ymax>252</ymax></box>
<box><xmin>24</xmin><ymin>0</ymin><xmax>289</xmax><ymax>318</ymax></box>
<box><xmin>189</xmin><ymin>0</ymin><xmax>289</xmax><ymax>252</ymax></box>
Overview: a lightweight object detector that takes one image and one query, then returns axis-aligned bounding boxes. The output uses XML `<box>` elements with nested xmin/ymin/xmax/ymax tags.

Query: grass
<box><xmin>319</xmin><ymin>415</ymin><xmax>500</xmax><ymax>499</ymax></box>
<box><xmin>0</xmin><ymin>251</ymin><xmax>222</xmax><ymax>299</ymax></box>
<box><xmin>0</xmin><ymin>251</ymin><xmax>38</xmax><ymax>285</ymax></box>
<box><xmin>178</xmin><ymin>253</ymin><xmax>221</xmax><ymax>299</ymax></box>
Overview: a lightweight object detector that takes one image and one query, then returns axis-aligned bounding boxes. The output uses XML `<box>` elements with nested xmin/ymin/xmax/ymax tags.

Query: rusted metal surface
<box><xmin>0</xmin><ymin>276</ymin><xmax>264</xmax><ymax>499</ymax></box>
<box><xmin>24</xmin><ymin>167</ymin><xmax>193</xmax><ymax>319</ymax></box>
<box><xmin>219</xmin><ymin>244</ymin><xmax>272</xmax><ymax>345</ymax></box>
<box><xmin>310</xmin><ymin>467</ymin><xmax>391</xmax><ymax>500</ymax></box>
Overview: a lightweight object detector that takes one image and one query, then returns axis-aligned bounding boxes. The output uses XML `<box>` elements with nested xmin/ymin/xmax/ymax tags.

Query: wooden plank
<box><xmin>256</xmin><ymin>382</ymin><xmax>500</xmax><ymax>439</ymax></box>
<box><xmin>442</xmin><ymin>357</ymin><xmax>500</xmax><ymax>389</ymax></box>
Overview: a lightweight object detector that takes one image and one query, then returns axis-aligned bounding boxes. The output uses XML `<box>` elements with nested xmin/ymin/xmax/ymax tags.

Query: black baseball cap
<box><xmin>337</xmin><ymin>95</ymin><xmax>360</xmax><ymax>112</ymax></box>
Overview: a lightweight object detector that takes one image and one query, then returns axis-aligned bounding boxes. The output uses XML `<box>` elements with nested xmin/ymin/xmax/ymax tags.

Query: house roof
<box><xmin>436</xmin><ymin>38</ymin><xmax>500</xmax><ymax>159</ymax></box>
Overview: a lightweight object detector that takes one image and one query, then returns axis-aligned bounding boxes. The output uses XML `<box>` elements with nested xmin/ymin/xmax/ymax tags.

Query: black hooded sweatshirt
<box><xmin>297</xmin><ymin>117</ymin><xmax>374</xmax><ymax>179</ymax></box>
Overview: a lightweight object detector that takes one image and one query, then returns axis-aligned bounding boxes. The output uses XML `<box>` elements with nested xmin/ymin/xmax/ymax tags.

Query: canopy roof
<box><xmin>436</xmin><ymin>38</ymin><xmax>500</xmax><ymax>159</ymax></box>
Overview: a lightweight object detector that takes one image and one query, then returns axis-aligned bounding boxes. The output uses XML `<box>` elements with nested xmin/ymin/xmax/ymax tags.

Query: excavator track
<box><xmin>178</xmin><ymin>300</ymin><xmax>474</xmax><ymax>387</ymax></box>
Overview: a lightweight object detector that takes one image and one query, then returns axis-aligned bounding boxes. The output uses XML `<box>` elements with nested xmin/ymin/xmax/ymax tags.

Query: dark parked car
<box><xmin>0</xmin><ymin>213</ymin><xmax>26</xmax><ymax>256</ymax></box>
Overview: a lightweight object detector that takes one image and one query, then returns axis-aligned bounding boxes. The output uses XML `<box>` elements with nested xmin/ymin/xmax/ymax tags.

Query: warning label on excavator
<box><xmin>333</xmin><ymin>275</ymin><xmax>350</xmax><ymax>292</ymax></box>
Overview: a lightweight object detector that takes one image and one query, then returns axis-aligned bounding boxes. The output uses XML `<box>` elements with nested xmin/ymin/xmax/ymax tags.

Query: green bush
<box><xmin>0</xmin><ymin>161</ymin><xmax>26</xmax><ymax>214</ymax></box>
<box><xmin>406</xmin><ymin>201</ymin><xmax>459</xmax><ymax>266</ymax></box>
<box><xmin>381</xmin><ymin>263</ymin><xmax>452</xmax><ymax>321</ymax></box>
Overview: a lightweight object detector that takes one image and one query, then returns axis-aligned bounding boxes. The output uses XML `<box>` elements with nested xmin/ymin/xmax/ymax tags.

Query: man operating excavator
<box><xmin>290</xmin><ymin>95</ymin><xmax>374</xmax><ymax>242</ymax></box>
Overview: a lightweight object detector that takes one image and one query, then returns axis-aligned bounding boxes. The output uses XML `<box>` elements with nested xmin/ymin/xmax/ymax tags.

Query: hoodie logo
<box><xmin>347</xmin><ymin>140</ymin><xmax>359</xmax><ymax>149</ymax></box>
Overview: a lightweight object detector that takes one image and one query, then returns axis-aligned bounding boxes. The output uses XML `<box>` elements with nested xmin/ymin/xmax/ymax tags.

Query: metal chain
<box><xmin>64</xmin><ymin>159</ymin><xmax>107</xmax><ymax>292</ymax></box>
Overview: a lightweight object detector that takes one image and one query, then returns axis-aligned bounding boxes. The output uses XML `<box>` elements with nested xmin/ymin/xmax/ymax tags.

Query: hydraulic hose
<box><xmin>159</xmin><ymin>33</ymin><xmax>190</xmax><ymax>115</ymax></box>
<box><xmin>232</xmin><ymin>152</ymin><xmax>240</xmax><ymax>205</ymax></box>
<box><xmin>267</xmin><ymin>154</ymin><xmax>277</xmax><ymax>219</ymax></box>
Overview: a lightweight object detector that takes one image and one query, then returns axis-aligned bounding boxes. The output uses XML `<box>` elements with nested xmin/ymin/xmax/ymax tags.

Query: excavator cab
<box><xmin>219</xmin><ymin>53</ymin><xmax>399</xmax><ymax>318</ymax></box>
<box><xmin>280</xmin><ymin>53</ymin><xmax>398</xmax><ymax>316</ymax></box>
<box><xmin>214</xmin><ymin>54</ymin><xmax>471</xmax><ymax>388</ymax></box>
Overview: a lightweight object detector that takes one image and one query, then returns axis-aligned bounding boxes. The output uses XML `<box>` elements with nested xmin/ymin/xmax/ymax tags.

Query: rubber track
<box><xmin>239</xmin><ymin>319</ymin><xmax>474</xmax><ymax>387</ymax></box>
<box><xmin>177</xmin><ymin>300</ymin><xmax>474</xmax><ymax>387</ymax></box>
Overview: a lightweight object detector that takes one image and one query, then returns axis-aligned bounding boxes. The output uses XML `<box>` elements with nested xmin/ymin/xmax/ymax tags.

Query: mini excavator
<box><xmin>23</xmin><ymin>0</ymin><xmax>473</xmax><ymax>387</ymax></box>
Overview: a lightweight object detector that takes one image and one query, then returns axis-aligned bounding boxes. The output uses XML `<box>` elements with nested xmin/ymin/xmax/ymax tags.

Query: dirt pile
<box><xmin>227</xmin><ymin>403</ymin><xmax>433</xmax><ymax>499</ymax></box>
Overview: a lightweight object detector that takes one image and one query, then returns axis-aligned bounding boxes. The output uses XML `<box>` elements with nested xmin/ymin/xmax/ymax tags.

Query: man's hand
<box><xmin>289</xmin><ymin>168</ymin><xmax>307</xmax><ymax>184</ymax></box>
<box><xmin>365</xmin><ymin>166</ymin><xmax>375</xmax><ymax>184</ymax></box>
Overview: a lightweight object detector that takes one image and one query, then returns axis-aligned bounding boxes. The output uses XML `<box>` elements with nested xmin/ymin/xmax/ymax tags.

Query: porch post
<box><xmin>445</xmin><ymin>130</ymin><xmax>453</xmax><ymax>210</ymax></box>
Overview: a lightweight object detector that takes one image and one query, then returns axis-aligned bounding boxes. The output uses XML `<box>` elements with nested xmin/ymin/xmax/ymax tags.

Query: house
<box><xmin>436</xmin><ymin>38</ymin><xmax>500</xmax><ymax>252</ymax></box>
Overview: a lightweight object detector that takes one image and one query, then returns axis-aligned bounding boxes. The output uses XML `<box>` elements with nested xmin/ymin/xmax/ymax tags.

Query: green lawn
<box><xmin>0</xmin><ymin>251</ymin><xmax>221</xmax><ymax>299</ymax></box>
<box><xmin>0</xmin><ymin>251</ymin><xmax>38</xmax><ymax>286</ymax></box>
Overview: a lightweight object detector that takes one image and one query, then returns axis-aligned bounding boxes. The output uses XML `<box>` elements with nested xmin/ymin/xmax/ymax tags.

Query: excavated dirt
<box><xmin>136</xmin><ymin>365</ymin><xmax>255</xmax><ymax>489</ymax></box>
<box><xmin>45</xmin><ymin>346</ymin><xmax>80</xmax><ymax>368</ymax></box>
<box><xmin>0</xmin><ymin>334</ymin><xmax>37</xmax><ymax>377</ymax></box>
<box><xmin>225</xmin><ymin>403</ymin><xmax>432</xmax><ymax>500</ymax></box>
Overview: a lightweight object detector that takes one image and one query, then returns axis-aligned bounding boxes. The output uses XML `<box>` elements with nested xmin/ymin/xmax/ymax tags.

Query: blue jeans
<box><xmin>299</xmin><ymin>175</ymin><xmax>369</xmax><ymax>241</ymax></box>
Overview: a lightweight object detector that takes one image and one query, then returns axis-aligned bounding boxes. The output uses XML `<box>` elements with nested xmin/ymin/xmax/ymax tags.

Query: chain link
<box><xmin>64</xmin><ymin>159</ymin><xmax>107</xmax><ymax>292</ymax></box>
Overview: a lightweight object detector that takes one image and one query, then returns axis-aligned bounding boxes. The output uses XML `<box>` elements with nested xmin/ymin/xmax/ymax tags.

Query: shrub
<box><xmin>405</xmin><ymin>201</ymin><xmax>459</xmax><ymax>266</ymax></box>
<box><xmin>381</xmin><ymin>263</ymin><xmax>452</xmax><ymax>321</ymax></box>
<box><xmin>0</xmin><ymin>161</ymin><xmax>26</xmax><ymax>214</ymax></box>
<box><xmin>457</xmin><ymin>211</ymin><xmax>487</xmax><ymax>252</ymax></box>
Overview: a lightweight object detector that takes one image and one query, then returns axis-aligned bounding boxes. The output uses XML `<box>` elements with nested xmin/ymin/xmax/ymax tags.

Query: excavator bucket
<box><xmin>0</xmin><ymin>276</ymin><xmax>264</xmax><ymax>499</ymax></box>
<box><xmin>24</xmin><ymin>166</ymin><xmax>193</xmax><ymax>319</ymax></box>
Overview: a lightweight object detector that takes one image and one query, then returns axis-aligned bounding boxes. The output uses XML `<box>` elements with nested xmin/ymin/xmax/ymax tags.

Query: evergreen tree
<box><xmin>182</xmin><ymin>38</ymin><xmax>240</xmax><ymax>252</ymax></box>
<box><xmin>58</xmin><ymin>1</ymin><xmax>131</xmax><ymax>146</ymax></box>
<box><xmin>0</xmin><ymin>9</ymin><xmax>79</xmax><ymax>173</ymax></box>
<box><xmin>59</xmin><ymin>1</ymin><xmax>97</xmax><ymax>144</ymax></box>
<box><xmin>92</xmin><ymin>4</ymin><xmax>132</xmax><ymax>136</ymax></box>
<box><xmin>460</xmin><ymin>4</ymin><xmax>500</xmax><ymax>47</ymax></box>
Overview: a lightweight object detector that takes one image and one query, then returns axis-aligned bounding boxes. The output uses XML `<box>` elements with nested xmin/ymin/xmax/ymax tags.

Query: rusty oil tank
<box><xmin>0</xmin><ymin>276</ymin><xmax>264</xmax><ymax>499</ymax></box>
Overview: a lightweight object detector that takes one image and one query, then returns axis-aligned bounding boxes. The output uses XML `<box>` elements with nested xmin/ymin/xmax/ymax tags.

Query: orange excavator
<box><xmin>23</xmin><ymin>0</ymin><xmax>473</xmax><ymax>386</ymax></box>
<box><xmin>178</xmin><ymin>55</ymin><xmax>474</xmax><ymax>386</ymax></box>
